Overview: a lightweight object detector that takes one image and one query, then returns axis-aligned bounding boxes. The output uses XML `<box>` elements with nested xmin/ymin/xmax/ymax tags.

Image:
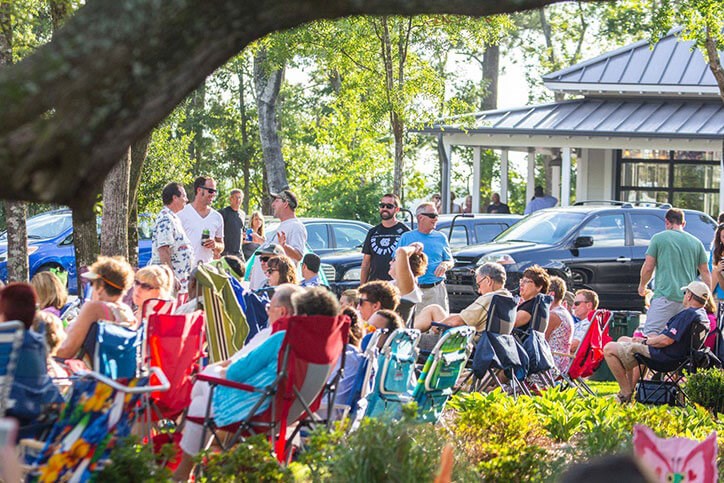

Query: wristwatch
<box><xmin>642</xmin><ymin>337</ymin><xmax>648</xmax><ymax>346</ymax></box>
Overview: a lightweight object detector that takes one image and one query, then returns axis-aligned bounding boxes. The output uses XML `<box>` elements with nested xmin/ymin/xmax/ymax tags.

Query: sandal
<box><xmin>614</xmin><ymin>392</ymin><xmax>632</xmax><ymax>403</ymax></box>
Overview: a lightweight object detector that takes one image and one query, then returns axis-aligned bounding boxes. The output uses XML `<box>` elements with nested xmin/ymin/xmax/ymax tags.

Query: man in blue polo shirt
<box><xmin>603</xmin><ymin>280</ymin><xmax>710</xmax><ymax>403</ymax></box>
<box><xmin>398</xmin><ymin>202</ymin><xmax>453</xmax><ymax>314</ymax></box>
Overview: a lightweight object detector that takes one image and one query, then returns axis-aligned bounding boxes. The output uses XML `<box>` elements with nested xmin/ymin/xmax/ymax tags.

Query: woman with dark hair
<box><xmin>388</xmin><ymin>242</ymin><xmax>428</xmax><ymax>304</ymax></box>
<box><xmin>515</xmin><ymin>264</ymin><xmax>551</xmax><ymax>330</ymax></box>
<box><xmin>265</xmin><ymin>254</ymin><xmax>298</xmax><ymax>287</ymax></box>
<box><xmin>1</xmin><ymin>283</ymin><xmax>62</xmax><ymax>430</ymax></box>
<box><xmin>709</xmin><ymin>223</ymin><xmax>724</xmax><ymax>301</ymax></box>
<box><xmin>56</xmin><ymin>256</ymin><xmax>135</xmax><ymax>359</ymax></box>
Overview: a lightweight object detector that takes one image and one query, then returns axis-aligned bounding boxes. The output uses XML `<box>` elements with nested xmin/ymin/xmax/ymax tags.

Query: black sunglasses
<box><xmin>260</xmin><ymin>256</ymin><xmax>270</xmax><ymax>263</ymax></box>
<box><xmin>419</xmin><ymin>212</ymin><xmax>438</xmax><ymax>219</ymax></box>
<box><xmin>379</xmin><ymin>202</ymin><xmax>396</xmax><ymax>209</ymax></box>
<box><xmin>200</xmin><ymin>186</ymin><xmax>217</xmax><ymax>194</ymax></box>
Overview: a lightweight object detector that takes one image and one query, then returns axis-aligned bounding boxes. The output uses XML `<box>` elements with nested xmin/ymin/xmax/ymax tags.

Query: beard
<box><xmin>380</xmin><ymin>211</ymin><xmax>394</xmax><ymax>221</ymax></box>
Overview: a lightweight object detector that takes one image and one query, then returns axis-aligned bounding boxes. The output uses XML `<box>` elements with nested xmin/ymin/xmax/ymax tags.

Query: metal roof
<box><xmin>423</xmin><ymin>98</ymin><xmax>724</xmax><ymax>139</ymax></box>
<box><xmin>543</xmin><ymin>29</ymin><xmax>723</xmax><ymax>96</ymax></box>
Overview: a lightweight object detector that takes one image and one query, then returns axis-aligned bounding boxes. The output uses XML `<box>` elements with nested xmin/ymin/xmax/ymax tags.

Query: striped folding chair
<box><xmin>0</xmin><ymin>321</ymin><xmax>24</xmax><ymax>416</ymax></box>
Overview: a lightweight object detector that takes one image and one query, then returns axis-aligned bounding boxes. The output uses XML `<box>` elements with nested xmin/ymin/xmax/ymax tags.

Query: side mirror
<box><xmin>573</xmin><ymin>236</ymin><xmax>593</xmax><ymax>248</ymax></box>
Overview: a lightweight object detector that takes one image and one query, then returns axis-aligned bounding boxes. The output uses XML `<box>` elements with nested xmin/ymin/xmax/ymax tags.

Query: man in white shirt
<box><xmin>177</xmin><ymin>176</ymin><xmax>225</xmax><ymax>264</ymax></box>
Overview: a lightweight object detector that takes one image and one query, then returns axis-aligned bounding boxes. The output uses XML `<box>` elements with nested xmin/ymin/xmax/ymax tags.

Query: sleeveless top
<box><xmin>549</xmin><ymin>305</ymin><xmax>574</xmax><ymax>373</ymax></box>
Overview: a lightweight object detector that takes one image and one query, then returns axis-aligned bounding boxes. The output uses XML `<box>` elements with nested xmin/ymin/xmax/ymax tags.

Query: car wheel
<box><xmin>570</xmin><ymin>270</ymin><xmax>586</xmax><ymax>288</ymax></box>
<box><xmin>36</xmin><ymin>264</ymin><xmax>69</xmax><ymax>287</ymax></box>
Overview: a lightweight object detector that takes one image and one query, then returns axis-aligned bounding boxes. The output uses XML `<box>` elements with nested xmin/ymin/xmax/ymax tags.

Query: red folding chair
<box><xmin>558</xmin><ymin>309</ymin><xmax>612</xmax><ymax>395</ymax></box>
<box><xmin>188</xmin><ymin>313</ymin><xmax>349</xmax><ymax>463</ymax></box>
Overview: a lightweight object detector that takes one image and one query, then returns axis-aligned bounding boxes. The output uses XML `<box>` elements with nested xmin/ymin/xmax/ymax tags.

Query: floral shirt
<box><xmin>150</xmin><ymin>206</ymin><xmax>194</xmax><ymax>293</ymax></box>
<box><xmin>549</xmin><ymin>305</ymin><xmax>574</xmax><ymax>373</ymax></box>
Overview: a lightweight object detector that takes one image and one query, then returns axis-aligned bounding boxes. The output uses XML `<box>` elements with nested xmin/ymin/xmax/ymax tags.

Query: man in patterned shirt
<box><xmin>150</xmin><ymin>182</ymin><xmax>195</xmax><ymax>296</ymax></box>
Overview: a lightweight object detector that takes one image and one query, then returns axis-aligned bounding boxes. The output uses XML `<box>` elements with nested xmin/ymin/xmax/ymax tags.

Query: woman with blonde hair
<box><xmin>242</xmin><ymin>211</ymin><xmax>266</xmax><ymax>260</ymax></box>
<box><xmin>56</xmin><ymin>256</ymin><xmax>136</xmax><ymax>359</ymax></box>
<box><xmin>132</xmin><ymin>264</ymin><xmax>175</xmax><ymax>323</ymax></box>
<box><xmin>30</xmin><ymin>271</ymin><xmax>68</xmax><ymax>317</ymax></box>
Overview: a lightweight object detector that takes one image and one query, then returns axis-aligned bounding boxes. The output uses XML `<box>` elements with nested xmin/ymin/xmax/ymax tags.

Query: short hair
<box><xmin>358</xmin><ymin>281</ymin><xmax>400</xmax><ymax>311</ymax></box>
<box><xmin>267</xmin><ymin>255</ymin><xmax>298</xmax><ymax>285</ymax></box>
<box><xmin>343</xmin><ymin>307</ymin><xmax>363</xmax><ymax>346</ymax></box>
<box><xmin>293</xmin><ymin>287</ymin><xmax>340</xmax><ymax>316</ymax></box>
<box><xmin>221</xmin><ymin>255</ymin><xmax>245</xmax><ymax>279</ymax></box>
<box><xmin>34</xmin><ymin>310</ymin><xmax>65</xmax><ymax>354</ymax></box>
<box><xmin>273</xmin><ymin>284</ymin><xmax>303</xmax><ymax>313</ymax></box>
<box><xmin>408</xmin><ymin>252</ymin><xmax>428</xmax><ymax>277</ymax></box>
<box><xmin>136</xmin><ymin>265</ymin><xmax>175</xmax><ymax>299</ymax></box>
<box><xmin>87</xmin><ymin>256</ymin><xmax>134</xmax><ymax>297</ymax></box>
<box><xmin>381</xmin><ymin>193</ymin><xmax>401</xmax><ymax>207</ymax></box>
<box><xmin>30</xmin><ymin>271</ymin><xmax>68</xmax><ymax>311</ymax></box>
<box><xmin>559</xmin><ymin>454</ymin><xmax>653</xmax><ymax>483</ymax></box>
<box><xmin>534</xmin><ymin>186</ymin><xmax>545</xmax><ymax>197</ymax></box>
<box><xmin>340</xmin><ymin>289</ymin><xmax>359</xmax><ymax>306</ymax></box>
<box><xmin>665</xmin><ymin>208</ymin><xmax>685</xmax><ymax>225</ymax></box>
<box><xmin>0</xmin><ymin>283</ymin><xmax>38</xmax><ymax>329</ymax></box>
<box><xmin>193</xmin><ymin>176</ymin><xmax>213</xmax><ymax>196</ymax></box>
<box><xmin>476</xmin><ymin>262</ymin><xmax>506</xmax><ymax>285</ymax></box>
<box><xmin>576</xmin><ymin>289</ymin><xmax>599</xmax><ymax>310</ymax></box>
<box><xmin>416</xmin><ymin>202</ymin><xmax>436</xmax><ymax>216</ymax></box>
<box><xmin>522</xmin><ymin>265</ymin><xmax>550</xmax><ymax>293</ymax></box>
<box><xmin>374</xmin><ymin>309</ymin><xmax>404</xmax><ymax>347</ymax></box>
<box><xmin>563</xmin><ymin>291</ymin><xmax>575</xmax><ymax>307</ymax></box>
<box><xmin>302</xmin><ymin>253</ymin><xmax>321</xmax><ymax>274</ymax></box>
<box><xmin>229</xmin><ymin>188</ymin><xmax>242</xmax><ymax>197</ymax></box>
<box><xmin>162</xmin><ymin>182</ymin><xmax>185</xmax><ymax>206</ymax></box>
<box><xmin>548</xmin><ymin>276</ymin><xmax>566</xmax><ymax>302</ymax></box>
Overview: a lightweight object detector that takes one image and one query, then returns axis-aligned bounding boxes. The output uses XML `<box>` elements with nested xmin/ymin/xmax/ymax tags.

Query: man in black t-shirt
<box><xmin>220</xmin><ymin>188</ymin><xmax>246</xmax><ymax>259</ymax></box>
<box><xmin>486</xmin><ymin>193</ymin><xmax>510</xmax><ymax>214</ymax></box>
<box><xmin>360</xmin><ymin>193</ymin><xmax>410</xmax><ymax>283</ymax></box>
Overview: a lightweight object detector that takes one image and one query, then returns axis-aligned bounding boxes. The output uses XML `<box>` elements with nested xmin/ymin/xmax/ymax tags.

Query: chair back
<box><xmin>397</xmin><ymin>298</ymin><xmax>417</xmax><ymax>328</ymax></box>
<box><xmin>196</xmin><ymin>264</ymin><xmax>249</xmax><ymax>363</ymax></box>
<box><xmin>486</xmin><ymin>294</ymin><xmax>517</xmax><ymax>334</ymax></box>
<box><xmin>529</xmin><ymin>293</ymin><xmax>552</xmax><ymax>333</ymax></box>
<box><xmin>0</xmin><ymin>321</ymin><xmax>24</xmax><ymax>416</ymax></box>
<box><xmin>567</xmin><ymin>309</ymin><xmax>612</xmax><ymax>379</ymax></box>
<box><xmin>82</xmin><ymin>321</ymin><xmax>143</xmax><ymax>379</ymax></box>
<box><xmin>414</xmin><ymin>326</ymin><xmax>475</xmax><ymax>422</ymax></box>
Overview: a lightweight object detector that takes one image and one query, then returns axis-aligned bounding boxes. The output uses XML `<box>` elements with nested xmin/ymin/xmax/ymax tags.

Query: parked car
<box><xmin>446</xmin><ymin>202</ymin><xmax>716</xmax><ymax>312</ymax></box>
<box><xmin>0</xmin><ymin>209</ymin><xmax>153</xmax><ymax>294</ymax></box>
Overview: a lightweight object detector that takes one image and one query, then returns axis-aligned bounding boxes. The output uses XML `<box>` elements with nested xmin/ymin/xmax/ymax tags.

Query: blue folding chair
<box><xmin>514</xmin><ymin>293</ymin><xmax>556</xmax><ymax>387</ymax></box>
<box><xmin>81</xmin><ymin>321</ymin><xmax>143</xmax><ymax>379</ymax></box>
<box><xmin>0</xmin><ymin>321</ymin><xmax>24</xmax><ymax>416</ymax></box>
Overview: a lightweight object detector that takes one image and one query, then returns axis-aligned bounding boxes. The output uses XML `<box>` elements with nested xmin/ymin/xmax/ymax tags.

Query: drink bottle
<box><xmin>201</xmin><ymin>229</ymin><xmax>210</xmax><ymax>242</ymax></box>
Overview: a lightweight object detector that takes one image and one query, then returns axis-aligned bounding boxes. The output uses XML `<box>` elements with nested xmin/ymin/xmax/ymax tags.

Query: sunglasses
<box><xmin>134</xmin><ymin>280</ymin><xmax>157</xmax><ymax>291</ymax></box>
<box><xmin>260</xmin><ymin>256</ymin><xmax>270</xmax><ymax>263</ymax></box>
<box><xmin>379</xmin><ymin>202</ymin><xmax>396</xmax><ymax>209</ymax></box>
<box><xmin>419</xmin><ymin>212</ymin><xmax>438</xmax><ymax>219</ymax></box>
<box><xmin>200</xmin><ymin>186</ymin><xmax>217</xmax><ymax>194</ymax></box>
<box><xmin>573</xmin><ymin>300</ymin><xmax>586</xmax><ymax>306</ymax></box>
<box><xmin>357</xmin><ymin>298</ymin><xmax>371</xmax><ymax>305</ymax></box>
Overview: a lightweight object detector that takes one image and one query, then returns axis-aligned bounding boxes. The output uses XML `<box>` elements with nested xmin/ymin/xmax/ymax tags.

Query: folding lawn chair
<box><xmin>78</xmin><ymin>320</ymin><xmax>144</xmax><ymax>379</ymax></box>
<box><xmin>558</xmin><ymin>309</ymin><xmax>612</xmax><ymax>396</ymax></box>
<box><xmin>345</xmin><ymin>330</ymin><xmax>384</xmax><ymax>423</ymax></box>
<box><xmin>22</xmin><ymin>368</ymin><xmax>170</xmax><ymax>482</ymax></box>
<box><xmin>189</xmin><ymin>314</ymin><xmax>349</xmax><ymax>463</ymax></box>
<box><xmin>634</xmin><ymin>317</ymin><xmax>713</xmax><ymax>406</ymax></box>
<box><xmin>514</xmin><ymin>293</ymin><xmax>556</xmax><ymax>388</ymax></box>
<box><xmin>413</xmin><ymin>326</ymin><xmax>475</xmax><ymax>422</ymax></box>
<box><xmin>0</xmin><ymin>321</ymin><xmax>24</xmax><ymax>417</ymax></box>
<box><xmin>360</xmin><ymin>328</ymin><xmax>421</xmax><ymax>419</ymax></box>
<box><xmin>470</xmin><ymin>294</ymin><xmax>530</xmax><ymax>397</ymax></box>
<box><xmin>195</xmin><ymin>263</ymin><xmax>249</xmax><ymax>363</ymax></box>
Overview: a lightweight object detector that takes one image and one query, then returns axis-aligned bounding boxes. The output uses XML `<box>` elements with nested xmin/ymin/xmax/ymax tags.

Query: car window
<box><xmin>631</xmin><ymin>214</ymin><xmax>663</xmax><ymax>246</ymax></box>
<box><xmin>685</xmin><ymin>213</ymin><xmax>716</xmax><ymax>247</ymax></box>
<box><xmin>23</xmin><ymin>212</ymin><xmax>72</xmax><ymax>240</ymax></box>
<box><xmin>497</xmin><ymin>211</ymin><xmax>586</xmax><ymax>244</ymax></box>
<box><xmin>138</xmin><ymin>216</ymin><xmax>153</xmax><ymax>240</ymax></box>
<box><xmin>306</xmin><ymin>224</ymin><xmax>329</xmax><ymax>251</ymax></box>
<box><xmin>475</xmin><ymin>223</ymin><xmax>506</xmax><ymax>243</ymax></box>
<box><xmin>578</xmin><ymin>214</ymin><xmax>626</xmax><ymax>247</ymax></box>
<box><xmin>447</xmin><ymin>225</ymin><xmax>468</xmax><ymax>247</ymax></box>
<box><xmin>332</xmin><ymin>223</ymin><xmax>367</xmax><ymax>250</ymax></box>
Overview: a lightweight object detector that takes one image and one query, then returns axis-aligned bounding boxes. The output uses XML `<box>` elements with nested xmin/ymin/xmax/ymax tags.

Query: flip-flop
<box><xmin>614</xmin><ymin>392</ymin><xmax>632</xmax><ymax>403</ymax></box>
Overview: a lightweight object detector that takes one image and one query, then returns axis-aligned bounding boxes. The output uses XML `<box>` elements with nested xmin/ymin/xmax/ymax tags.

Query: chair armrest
<box><xmin>196</xmin><ymin>373</ymin><xmax>262</xmax><ymax>393</ymax></box>
<box><xmin>552</xmin><ymin>351</ymin><xmax>572</xmax><ymax>358</ymax></box>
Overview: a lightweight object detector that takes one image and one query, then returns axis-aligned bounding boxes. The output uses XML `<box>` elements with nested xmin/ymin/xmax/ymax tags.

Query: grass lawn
<box><xmin>587</xmin><ymin>380</ymin><xmax>620</xmax><ymax>397</ymax></box>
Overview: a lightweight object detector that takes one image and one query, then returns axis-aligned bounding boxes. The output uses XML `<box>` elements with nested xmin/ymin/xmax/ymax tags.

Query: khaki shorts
<box><xmin>616</xmin><ymin>341</ymin><xmax>651</xmax><ymax>370</ymax></box>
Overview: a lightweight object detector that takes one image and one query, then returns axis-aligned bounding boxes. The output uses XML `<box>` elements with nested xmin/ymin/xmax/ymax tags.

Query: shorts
<box><xmin>644</xmin><ymin>297</ymin><xmax>684</xmax><ymax>335</ymax></box>
<box><xmin>616</xmin><ymin>341</ymin><xmax>651</xmax><ymax>370</ymax></box>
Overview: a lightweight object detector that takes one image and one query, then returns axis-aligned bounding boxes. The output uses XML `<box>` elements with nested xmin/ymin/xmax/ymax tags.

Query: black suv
<box><xmin>446</xmin><ymin>203</ymin><xmax>716</xmax><ymax>312</ymax></box>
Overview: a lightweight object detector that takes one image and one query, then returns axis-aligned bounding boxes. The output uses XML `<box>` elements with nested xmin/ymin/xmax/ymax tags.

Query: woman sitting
<box><xmin>56</xmin><ymin>256</ymin><xmax>135</xmax><ymax>360</ymax></box>
<box><xmin>1</xmin><ymin>283</ymin><xmax>62</xmax><ymax>434</ymax></box>
<box><xmin>515</xmin><ymin>265</ymin><xmax>550</xmax><ymax>331</ymax></box>
<box><xmin>265</xmin><ymin>254</ymin><xmax>298</xmax><ymax>287</ymax></box>
<box><xmin>132</xmin><ymin>264</ymin><xmax>175</xmax><ymax>323</ymax></box>
<box><xmin>545</xmin><ymin>276</ymin><xmax>574</xmax><ymax>374</ymax></box>
<box><xmin>30</xmin><ymin>271</ymin><xmax>68</xmax><ymax>318</ymax></box>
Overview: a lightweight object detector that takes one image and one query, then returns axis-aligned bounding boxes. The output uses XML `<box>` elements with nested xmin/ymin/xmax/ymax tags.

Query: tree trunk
<box><xmin>187</xmin><ymin>83</ymin><xmax>206</xmax><ymax>171</ymax></box>
<box><xmin>481</xmin><ymin>44</ymin><xmax>499</xmax><ymax>110</ymax></box>
<box><xmin>48</xmin><ymin>0</ymin><xmax>71</xmax><ymax>30</ymax></box>
<box><xmin>72</xmin><ymin>206</ymin><xmax>99</xmax><ymax>298</ymax></box>
<box><xmin>128</xmin><ymin>134</ymin><xmax>150</xmax><ymax>267</ymax></box>
<box><xmin>704</xmin><ymin>28</ymin><xmax>724</xmax><ymax>104</ymax></box>
<box><xmin>101</xmin><ymin>149</ymin><xmax>131</xmax><ymax>259</ymax></box>
<box><xmin>254</xmin><ymin>47</ymin><xmax>288</xmax><ymax>194</ymax></box>
<box><xmin>238</xmin><ymin>62</ymin><xmax>251</xmax><ymax>213</ymax></box>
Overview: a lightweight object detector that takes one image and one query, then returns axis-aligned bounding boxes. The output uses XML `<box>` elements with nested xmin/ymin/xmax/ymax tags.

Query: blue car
<box><xmin>0</xmin><ymin>209</ymin><xmax>153</xmax><ymax>294</ymax></box>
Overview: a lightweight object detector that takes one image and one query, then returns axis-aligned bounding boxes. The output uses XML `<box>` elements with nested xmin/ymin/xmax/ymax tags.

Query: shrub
<box><xmin>685</xmin><ymin>368</ymin><xmax>724</xmax><ymax>415</ymax></box>
<box><xmin>97</xmin><ymin>436</ymin><xmax>172</xmax><ymax>482</ymax></box>
<box><xmin>197</xmin><ymin>434</ymin><xmax>292</xmax><ymax>482</ymax></box>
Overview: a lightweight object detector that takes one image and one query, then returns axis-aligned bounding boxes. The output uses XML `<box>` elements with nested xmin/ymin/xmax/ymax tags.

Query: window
<box><xmin>631</xmin><ymin>214</ymin><xmax>663</xmax><ymax>246</ymax></box>
<box><xmin>683</xmin><ymin>213</ymin><xmax>717</xmax><ymax>247</ymax></box>
<box><xmin>447</xmin><ymin>225</ymin><xmax>468</xmax><ymax>247</ymax></box>
<box><xmin>306</xmin><ymin>224</ymin><xmax>329</xmax><ymax>251</ymax></box>
<box><xmin>577</xmin><ymin>214</ymin><xmax>625</xmax><ymax>247</ymax></box>
<box><xmin>331</xmin><ymin>224</ymin><xmax>367</xmax><ymax>250</ymax></box>
<box><xmin>475</xmin><ymin>223</ymin><xmax>506</xmax><ymax>243</ymax></box>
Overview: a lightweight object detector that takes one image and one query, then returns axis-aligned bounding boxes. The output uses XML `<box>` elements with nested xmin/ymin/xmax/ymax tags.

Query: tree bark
<box><xmin>481</xmin><ymin>44</ymin><xmax>499</xmax><ymax>110</ymax></box>
<box><xmin>254</xmin><ymin>47</ymin><xmax>288</xmax><ymax>194</ymax></box>
<box><xmin>704</xmin><ymin>27</ymin><xmax>724</xmax><ymax>104</ymax></box>
<box><xmin>237</xmin><ymin>61</ymin><xmax>251</xmax><ymax>214</ymax></box>
<box><xmin>128</xmin><ymin>134</ymin><xmax>150</xmax><ymax>267</ymax></box>
<box><xmin>72</xmin><ymin>206</ymin><xmax>98</xmax><ymax>298</ymax></box>
<box><xmin>101</xmin><ymin>148</ymin><xmax>131</xmax><ymax>259</ymax></box>
<box><xmin>0</xmin><ymin>0</ymin><xmax>581</xmax><ymax>207</ymax></box>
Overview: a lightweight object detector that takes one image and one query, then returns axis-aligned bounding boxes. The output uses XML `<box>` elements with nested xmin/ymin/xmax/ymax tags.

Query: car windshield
<box><xmin>495</xmin><ymin>211</ymin><xmax>586</xmax><ymax>244</ymax></box>
<box><xmin>0</xmin><ymin>211</ymin><xmax>72</xmax><ymax>241</ymax></box>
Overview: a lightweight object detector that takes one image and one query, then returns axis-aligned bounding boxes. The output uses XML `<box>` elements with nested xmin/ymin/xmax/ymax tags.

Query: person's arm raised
<box><xmin>395</xmin><ymin>243</ymin><xmax>422</xmax><ymax>296</ymax></box>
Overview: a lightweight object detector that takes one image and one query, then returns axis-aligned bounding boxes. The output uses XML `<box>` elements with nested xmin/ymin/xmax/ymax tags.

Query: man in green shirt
<box><xmin>638</xmin><ymin>208</ymin><xmax>710</xmax><ymax>335</ymax></box>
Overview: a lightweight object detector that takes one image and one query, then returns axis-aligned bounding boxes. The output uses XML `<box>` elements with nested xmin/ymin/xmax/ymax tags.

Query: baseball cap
<box><xmin>681</xmin><ymin>281</ymin><xmax>711</xmax><ymax>299</ymax></box>
<box><xmin>270</xmin><ymin>189</ymin><xmax>298</xmax><ymax>209</ymax></box>
<box><xmin>81</xmin><ymin>266</ymin><xmax>125</xmax><ymax>290</ymax></box>
<box><xmin>259</xmin><ymin>243</ymin><xmax>285</xmax><ymax>256</ymax></box>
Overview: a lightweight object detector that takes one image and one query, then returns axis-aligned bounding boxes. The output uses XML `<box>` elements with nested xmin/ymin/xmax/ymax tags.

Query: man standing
<box><xmin>486</xmin><ymin>193</ymin><xmax>510</xmax><ymax>214</ymax></box>
<box><xmin>360</xmin><ymin>193</ymin><xmax>410</xmax><ymax>284</ymax></box>
<box><xmin>150</xmin><ymin>182</ymin><xmax>194</xmax><ymax>295</ymax></box>
<box><xmin>220</xmin><ymin>189</ymin><xmax>245</xmax><ymax>259</ymax></box>
<box><xmin>638</xmin><ymin>208</ymin><xmax>710</xmax><ymax>335</ymax></box>
<box><xmin>524</xmin><ymin>186</ymin><xmax>557</xmax><ymax>215</ymax></box>
<box><xmin>177</xmin><ymin>176</ymin><xmax>225</xmax><ymax>264</ymax></box>
<box><xmin>398</xmin><ymin>202</ymin><xmax>453</xmax><ymax>313</ymax></box>
<box><xmin>249</xmin><ymin>188</ymin><xmax>307</xmax><ymax>289</ymax></box>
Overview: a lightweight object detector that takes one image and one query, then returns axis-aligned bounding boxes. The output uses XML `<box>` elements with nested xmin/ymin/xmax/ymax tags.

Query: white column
<box><xmin>527</xmin><ymin>148</ymin><xmax>536</xmax><ymax>202</ymax></box>
<box><xmin>500</xmin><ymin>149</ymin><xmax>509</xmax><ymax>203</ymax></box>
<box><xmin>551</xmin><ymin>166</ymin><xmax>561</xmax><ymax>204</ymax></box>
<box><xmin>719</xmin><ymin>142</ymin><xmax>724</xmax><ymax>215</ymax></box>
<box><xmin>578</xmin><ymin>149</ymin><xmax>589</xmax><ymax>202</ymax></box>
<box><xmin>472</xmin><ymin>147</ymin><xmax>481</xmax><ymax>212</ymax></box>
<box><xmin>561</xmin><ymin>146</ymin><xmax>571</xmax><ymax>207</ymax></box>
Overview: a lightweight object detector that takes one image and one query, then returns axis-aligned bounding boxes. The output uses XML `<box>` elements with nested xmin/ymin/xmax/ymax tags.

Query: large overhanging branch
<box><xmin>0</xmin><ymin>0</ymin><xmax>605</xmax><ymax>208</ymax></box>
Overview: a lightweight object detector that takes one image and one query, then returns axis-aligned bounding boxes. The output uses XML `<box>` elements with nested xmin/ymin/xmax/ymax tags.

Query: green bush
<box><xmin>97</xmin><ymin>436</ymin><xmax>172</xmax><ymax>482</ymax></box>
<box><xmin>685</xmin><ymin>368</ymin><xmax>724</xmax><ymax>415</ymax></box>
<box><xmin>197</xmin><ymin>434</ymin><xmax>292</xmax><ymax>482</ymax></box>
